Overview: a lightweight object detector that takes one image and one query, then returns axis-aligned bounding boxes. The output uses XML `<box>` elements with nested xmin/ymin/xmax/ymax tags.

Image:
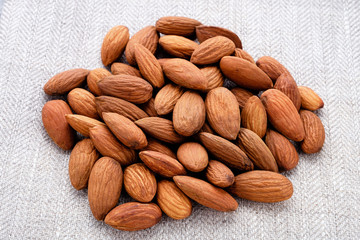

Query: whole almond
<box><xmin>42</xmin><ymin>100</ymin><xmax>75</xmax><ymax>150</ymax></box>
<box><xmin>300</xmin><ymin>110</ymin><xmax>325</xmax><ymax>154</ymax></box>
<box><xmin>101</xmin><ymin>25</ymin><xmax>129</xmax><ymax>66</ymax></box>
<box><xmin>139</xmin><ymin>98</ymin><xmax>158</xmax><ymax>117</ymax></box>
<box><xmin>205</xmin><ymin>87</ymin><xmax>240</xmax><ymax>140</ymax></box>
<box><xmin>142</xmin><ymin>138</ymin><xmax>177</xmax><ymax>159</ymax></box>
<box><xmin>191</xmin><ymin>36</ymin><xmax>235</xmax><ymax>65</ymax></box>
<box><xmin>261</xmin><ymin>89</ymin><xmax>305</xmax><ymax>141</ymax></box>
<box><xmin>241</xmin><ymin>96</ymin><xmax>267</xmax><ymax>138</ymax></box>
<box><xmin>159</xmin><ymin>35</ymin><xmax>198</xmax><ymax>58</ymax></box>
<box><xmin>157</xmin><ymin>180</ymin><xmax>192</xmax><ymax>220</ymax></box>
<box><xmin>162</xmin><ymin>58</ymin><xmax>208</xmax><ymax>90</ymax></box>
<box><xmin>230</xmin><ymin>87</ymin><xmax>254</xmax><ymax>109</ymax></box>
<box><xmin>177</xmin><ymin>142</ymin><xmax>208</xmax><ymax>172</ymax></box>
<box><xmin>65</xmin><ymin>114</ymin><xmax>105</xmax><ymax>137</ymax></box>
<box><xmin>154</xmin><ymin>83</ymin><xmax>185</xmax><ymax>115</ymax></box>
<box><xmin>156</xmin><ymin>16</ymin><xmax>201</xmax><ymax>36</ymax></box>
<box><xmin>67</xmin><ymin>88</ymin><xmax>99</xmax><ymax>119</ymax></box>
<box><xmin>256</xmin><ymin>56</ymin><xmax>288</xmax><ymax>82</ymax></box>
<box><xmin>234</xmin><ymin>48</ymin><xmax>255</xmax><ymax>64</ymax></box>
<box><xmin>43</xmin><ymin>68</ymin><xmax>89</xmax><ymax>95</ymax></box>
<box><xmin>198</xmin><ymin>132</ymin><xmax>253</xmax><ymax>170</ymax></box>
<box><xmin>274</xmin><ymin>72</ymin><xmax>301</xmax><ymax>111</ymax></box>
<box><xmin>139</xmin><ymin>151</ymin><xmax>186</xmax><ymax>178</ymax></box>
<box><xmin>220</xmin><ymin>56</ymin><xmax>273</xmax><ymax>90</ymax></box>
<box><xmin>87</xmin><ymin>68</ymin><xmax>111</xmax><ymax>96</ymax></box>
<box><xmin>157</xmin><ymin>58</ymin><xmax>172</xmax><ymax>67</ymax></box>
<box><xmin>228</xmin><ymin>170</ymin><xmax>293</xmax><ymax>203</ymax></box>
<box><xmin>98</xmin><ymin>74</ymin><xmax>153</xmax><ymax>104</ymax></box>
<box><xmin>265</xmin><ymin>129</ymin><xmax>299</xmax><ymax>171</ymax></box>
<box><xmin>298</xmin><ymin>86</ymin><xmax>324</xmax><ymax>111</ymax></box>
<box><xmin>237</xmin><ymin>128</ymin><xmax>278</xmax><ymax>172</ymax></box>
<box><xmin>88</xmin><ymin>157</ymin><xmax>123</xmax><ymax>220</ymax></box>
<box><xmin>201</xmin><ymin>66</ymin><xmax>224</xmax><ymax>91</ymax></box>
<box><xmin>111</xmin><ymin>63</ymin><xmax>141</xmax><ymax>77</ymax></box>
<box><xmin>104</xmin><ymin>202</ymin><xmax>162</xmax><ymax>231</ymax></box>
<box><xmin>173</xmin><ymin>175</ymin><xmax>238</xmax><ymax>212</ymax></box>
<box><xmin>124</xmin><ymin>163</ymin><xmax>157</xmax><ymax>202</ymax></box>
<box><xmin>206</xmin><ymin>160</ymin><xmax>234</xmax><ymax>188</ymax></box>
<box><xmin>69</xmin><ymin>139</ymin><xmax>99</xmax><ymax>190</ymax></box>
<box><xmin>196</xmin><ymin>25</ymin><xmax>242</xmax><ymax>48</ymax></box>
<box><xmin>173</xmin><ymin>91</ymin><xmax>206</xmax><ymax>136</ymax></box>
<box><xmin>89</xmin><ymin>125</ymin><xmax>136</xmax><ymax>166</ymax></box>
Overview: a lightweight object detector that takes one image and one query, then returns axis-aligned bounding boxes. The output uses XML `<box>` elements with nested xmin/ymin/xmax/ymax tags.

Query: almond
<box><xmin>139</xmin><ymin>151</ymin><xmax>186</xmax><ymax>178</ymax></box>
<box><xmin>228</xmin><ymin>170</ymin><xmax>293</xmax><ymax>203</ymax></box>
<box><xmin>195</xmin><ymin>25</ymin><xmax>242</xmax><ymax>48</ymax></box>
<box><xmin>101</xmin><ymin>25</ymin><xmax>129</xmax><ymax>66</ymax></box>
<box><xmin>154</xmin><ymin>83</ymin><xmax>185</xmax><ymax>115</ymax></box>
<box><xmin>88</xmin><ymin>157</ymin><xmax>123</xmax><ymax>220</ymax></box>
<box><xmin>260</xmin><ymin>89</ymin><xmax>305</xmax><ymax>141</ymax></box>
<box><xmin>69</xmin><ymin>139</ymin><xmax>99</xmax><ymax>190</ymax></box>
<box><xmin>139</xmin><ymin>98</ymin><xmax>158</xmax><ymax>117</ymax></box>
<box><xmin>256</xmin><ymin>56</ymin><xmax>288</xmax><ymax>82</ymax></box>
<box><xmin>201</xmin><ymin>66</ymin><xmax>224</xmax><ymax>91</ymax></box>
<box><xmin>241</xmin><ymin>96</ymin><xmax>267</xmax><ymax>138</ymax></box>
<box><xmin>65</xmin><ymin>114</ymin><xmax>105</xmax><ymax>137</ymax></box>
<box><xmin>173</xmin><ymin>91</ymin><xmax>206</xmax><ymax>136</ymax></box>
<box><xmin>43</xmin><ymin>68</ymin><xmax>89</xmax><ymax>95</ymax></box>
<box><xmin>191</xmin><ymin>36</ymin><xmax>235</xmax><ymax>65</ymax></box>
<box><xmin>274</xmin><ymin>72</ymin><xmax>301</xmax><ymax>111</ymax></box>
<box><xmin>220</xmin><ymin>56</ymin><xmax>273</xmax><ymax>90</ymax></box>
<box><xmin>97</xmin><ymin>74</ymin><xmax>153</xmax><ymax>104</ymax></box>
<box><xmin>87</xmin><ymin>68</ymin><xmax>111</xmax><ymax>96</ymax></box>
<box><xmin>142</xmin><ymin>138</ymin><xmax>177</xmax><ymax>159</ymax></box>
<box><xmin>156</xmin><ymin>16</ymin><xmax>201</xmax><ymax>36</ymax></box>
<box><xmin>173</xmin><ymin>176</ymin><xmax>238</xmax><ymax>212</ymax></box>
<box><xmin>298</xmin><ymin>86</ymin><xmax>324</xmax><ymax>111</ymax></box>
<box><xmin>111</xmin><ymin>63</ymin><xmax>141</xmax><ymax>77</ymax></box>
<box><xmin>300</xmin><ymin>110</ymin><xmax>325</xmax><ymax>154</ymax></box>
<box><xmin>177</xmin><ymin>142</ymin><xmax>208</xmax><ymax>172</ymax></box>
<box><xmin>42</xmin><ymin>100</ymin><xmax>75</xmax><ymax>150</ymax></box>
<box><xmin>200</xmin><ymin>122</ymin><xmax>214</xmax><ymax>134</ymax></box>
<box><xmin>104</xmin><ymin>202</ymin><xmax>162</xmax><ymax>231</ymax></box>
<box><xmin>205</xmin><ymin>160</ymin><xmax>234</xmax><ymax>188</ymax></box>
<box><xmin>67</xmin><ymin>88</ymin><xmax>99</xmax><ymax>119</ymax></box>
<box><xmin>236</xmin><ymin>128</ymin><xmax>278</xmax><ymax>172</ymax></box>
<box><xmin>124</xmin><ymin>163</ymin><xmax>157</xmax><ymax>202</ymax></box>
<box><xmin>233</xmin><ymin>48</ymin><xmax>255</xmax><ymax>64</ymax></box>
<box><xmin>159</xmin><ymin>35</ymin><xmax>198</xmax><ymax>58</ymax></box>
<box><xmin>89</xmin><ymin>125</ymin><xmax>136</xmax><ymax>166</ymax></box>
<box><xmin>230</xmin><ymin>87</ymin><xmax>254</xmax><ymax>109</ymax></box>
<box><xmin>205</xmin><ymin>87</ymin><xmax>240</xmax><ymax>140</ymax></box>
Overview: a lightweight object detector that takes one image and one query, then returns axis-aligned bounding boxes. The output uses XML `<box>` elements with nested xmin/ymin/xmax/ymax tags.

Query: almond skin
<box><xmin>228</xmin><ymin>170</ymin><xmax>293</xmax><ymax>203</ymax></box>
<box><xmin>196</xmin><ymin>25</ymin><xmax>242</xmax><ymax>48</ymax></box>
<box><xmin>87</xmin><ymin>68</ymin><xmax>111</xmax><ymax>96</ymax></box>
<box><xmin>241</xmin><ymin>96</ymin><xmax>267</xmax><ymax>138</ymax></box>
<box><xmin>156</xmin><ymin>16</ymin><xmax>201</xmax><ymax>36</ymax></box>
<box><xmin>173</xmin><ymin>175</ymin><xmax>238</xmax><ymax>212</ymax></box>
<box><xmin>205</xmin><ymin>87</ymin><xmax>240</xmax><ymax>140</ymax></box>
<box><xmin>139</xmin><ymin>151</ymin><xmax>186</xmax><ymax>178</ymax></box>
<box><xmin>233</xmin><ymin>48</ymin><xmax>255</xmax><ymax>64</ymax></box>
<box><xmin>205</xmin><ymin>160</ymin><xmax>234</xmax><ymax>188</ymax></box>
<box><xmin>97</xmin><ymin>74</ymin><xmax>153</xmax><ymax>104</ymax></box>
<box><xmin>104</xmin><ymin>202</ymin><xmax>162</xmax><ymax>231</ymax></box>
<box><xmin>220</xmin><ymin>56</ymin><xmax>273</xmax><ymax>90</ymax></box>
<box><xmin>261</xmin><ymin>89</ymin><xmax>305</xmax><ymax>141</ymax></box>
<box><xmin>111</xmin><ymin>63</ymin><xmax>141</xmax><ymax>77</ymax></box>
<box><xmin>162</xmin><ymin>58</ymin><xmax>208</xmax><ymax>90</ymax></box>
<box><xmin>65</xmin><ymin>114</ymin><xmax>105</xmax><ymax>137</ymax></box>
<box><xmin>298</xmin><ymin>86</ymin><xmax>324</xmax><ymax>111</ymax></box>
<box><xmin>173</xmin><ymin>91</ymin><xmax>206</xmax><ymax>136</ymax></box>
<box><xmin>67</xmin><ymin>88</ymin><xmax>99</xmax><ymax>119</ymax></box>
<box><xmin>191</xmin><ymin>36</ymin><xmax>235</xmax><ymax>65</ymax></box>
<box><xmin>265</xmin><ymin>129</ymin><xmax>299</xmax><ymax>171</ymax></box>
<box><xmin>103</xmin><ymin>112</ymin><xmax>147</xmax><ymax>150</ymax></box>
<box><xmin>201</xmin><ymin>66</ymin><xmax>224</xmax><ymax>91</ymax></box>
<box><xmin>43</xmin><ymin>68</ymin><xmax>89</xmax><ymax>95</ymax></box>
<box><xmin>256</xmin><ymin>56</ymin><xmax>288</xmax><ymax>82</ymax></box>
<box><xmin>177</xmin><ymin>142</ymin><xmax>208</xmax><ymax>172</ymax></box>
<box><xmin>274</xmin><ymin>72</ymin><xmax>301</xmax><ymax>111</ymax></box>
<box><xmin>159</xmin><ymin>35</ymin><xmax>198</xmax><ymax>58</ymax></box>
<box><xmin>69</xmin><ymin>139</ymin><xmax>99</xmax><ymax>190</ymax></box>
<box><xmin>88</xmin><ymin>157</ymin><xmax>123</xmax><ymax>220</ymax></box>
<box><xmin>199</xmin><ymin>132</ymin><xmax>253</xmax><ymax>170</ymax></box>
<box><xmin>200</xmin><ymin>122</ymin><xmax>214</xmax><ymax>134</ymax></box>
<box><xmin>124</xmin><ymin>163</ymin><xmax>157</xmax><ymax>202</ymax></box>
<box><xmin>154</xmin><ymin>83</ymin><xmax>185</xmax><ymax>115</ymax></box>
<box><xmin>101</xmin><ymin>25</ymin><xmax>129</xmax><ymax>66</ymax></box>
<box><xmin>142</xmin><ymin>138</ymin><xmax>177</xmax><ymax>159</ymax></box>
<box><xmin>42</xmin><ymin>100</ymin><xmax>75</xmax><ymax>150</ymax></box>
<box><xmin>157</xmin><ymin>180</ymin><xmax>192</xmax><ymax>220</ymax></box>
<box><xmin>300</xmin><ymin>110</ymin><xmax>325</xmax><ymax>154</ymax></box>
<box><xmin>230</xmin><ymin>87</ymin><xmax>254</xmax><ymax>109</ymax></box>
<box><xmin>139</xmin><ymin>98</ymin><xmax>158</xmax><ymax>117</ymax></box>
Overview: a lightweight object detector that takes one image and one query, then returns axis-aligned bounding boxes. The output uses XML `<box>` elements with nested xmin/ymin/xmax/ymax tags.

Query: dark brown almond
<box><xmin>274</xmin><ymin>72</ymin><xmax>301</xmax><ymax>111</ymax></box>
<box><xmin>139</xmin><ymin>98</ymin><xmax>158</xmax><ymax>117</ymax></box>
<box><xmin>206</xmin><ymin>160</ymin><xmax>234</xmax><ymax>188</ymax></box>
<box><xmin>230</xmin><ymin>87</ymin><xmax>254</xmax><ymax>109</ymax></box>
<box><xmin>196</xmin><ymin>25</ymin><xmax>242</xmax><ymax>48</ymax></box>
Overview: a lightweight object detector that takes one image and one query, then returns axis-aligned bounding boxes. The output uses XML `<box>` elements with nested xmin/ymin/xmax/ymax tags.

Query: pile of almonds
<box><xmin>41</xmin><ymin>16</ymin><xmax>325</xmax><ymax>231</ymax></box>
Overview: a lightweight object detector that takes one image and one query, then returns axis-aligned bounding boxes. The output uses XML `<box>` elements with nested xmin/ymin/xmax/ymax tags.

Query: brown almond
<box><xmin>300</xmin><ymin>110</ymin><xmax>325</xmax><ymax>154</ymax></box>
<box><xmin>274</xmin><ymin>72</ymin><xmax>301</xmax><ymax>111</ymax></box>
<box><xmin>241</xmin><ymin>96</ymin><xmax>267</xmax><ymax>138</ymax></box>
<box><xmin>196</xmin><ymin>25</ymin><xmax>242</xmax><ymax>48</ymax></box>
<box><xmin>201</xmin><ymin>66</ymin><xmax>224</xmax><ymax>92</ymax></box>
<box><xmin>177</xmin><ymin>142</ymin><xmax>208</xmax><ymax>172</ymax></box>
<box><xmin>101</xmin><ymin>25</ymin><xmax>129</xmax><ymax>66</ymax></box>
<box><xmin>256</xmin><ymin>56</ymin><xmax>288</xmax><ymax>82</ymax></box>
<box><xmin>230</xmin><ymin>87</ymin><xmax>254</xmax><ymax>109</ymax></box>
<box><xmin>142</xmin><ymin>138</ymin><xmax>177</xmax><ymax>159</ymax></box>
<box><xmin>154</xmin><ymin>83</ymin><xmax>185</xmax><ymax>115</ymax></box>
<box><xmin>67</xmin><ymin>88</ymin><xmax>99</xmax><ymax>119</ymax></box>
<box><xmin>111</xmin><ymin>63</ymin><xmax>141</xmax><ymax>77</ymax></box>
<box><xmin>65</xmin><ymin>114</ymin><xmax>105</xmax><ymax>137</ymax></box>
<box><xmin>200</xmin><ymin>122</ymin><xmax>214</xmax><ymax>134</ymax></box>
<box><xmin>139</xmin><ymin>98</ymin><xmax>158</xmax><ymax>117</ymax></box>
<box><xmin>298</xmin><ymin>86</ymin><xmax>324</xmax><ymax>111</ymax></box>
<box><xmin>234</xmin><ymin>48</ymin><xmax>255</xmax><ymax>64</ymax></box>
<box><xmin>156</xmin><ymin>16</ymin><xmax>201</xmax><ymax>36</ymax></box>
<box><xmin>87</xmin><ymin>68</ymin><xmax>111</xmax><ymax>96</ymax></box>
<box><xmin>206</xmin><ymin>160</ymin><xmax>234</xmax><ymax>188</ymax></box>
<box><xmin>159</xmin><ymin>35</ymin><xmax>198</xmax><ymax>58</ymax></box>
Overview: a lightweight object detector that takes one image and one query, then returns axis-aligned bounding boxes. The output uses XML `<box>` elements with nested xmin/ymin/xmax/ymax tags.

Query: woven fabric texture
<box><xmin>0</xmin><ymin>0</ymin><xmax>359</xmax><ymax>239</ymax></box>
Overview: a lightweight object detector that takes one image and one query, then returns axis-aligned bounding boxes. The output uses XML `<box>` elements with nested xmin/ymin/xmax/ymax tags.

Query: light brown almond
<box><xmin>241</xmin><ymin>96</ymin><xmax>267</xmax><ymax>138</ymax></box>
<box><xmin>111</xmin><ymin>62</ymin><xmax>141</xmax><ymax>77</ymax></box>
<box><xmin>196</xmin><ymin>25</ymin><xmax>242</xmax><ymax>48</ymax></box>
<box><xmin>256</xmin><ymin>56</ymin><xmax>288</xmax><ymax>82</ymax></box>
<box><xmin>177</xmin><ymin>142</ymin><xmax>208</xmax><ymax>172</ymax></box>
<box><xmin>139</xmin><ymin>98</ymin><xmax>158</xmax><ymax>117</ymax></box>
<box><xmin>274</xmin><ymin>72</ymin><xmax>301</xmax><ymax>111</ymax></box>
<box><xmin>101</xmin><ymin>25</ymin><xmax>129</xmax><ymax>66</ymax></box>
<box><xmin>298</xmin><ymin>86</ymin><xmax>324</xmax><ymax>111</ymax></box>
<box><xmin>300</xmin><ymin>110</ymin><xmax>325</xmax><ymax>154</ymax></box>
<box><xmin>159</xmin><ymin>35</ymin><xmax>198</xmax><ymax>58</ymax></box>
<box><xmin>154</xmin><ymin>83</ymin><xmax>185</xmax><ymax>115</ymax></box>
<box><xmin>142</xmin><ymin>138</ymin><xmax>176</xmax><ymax>159</ymax></box>
<box><xmin>87</xmin><ymin>68</ymin><xmax>111</xmax><ymax>96</ymax></box>
<box><xmin>201</xmin><ymin>66</ymin><xmax>224</xmax><ymax>91</ymax></box>
<box><xmin>206</xmin><ymin>160</ymin><xmax>234</xmax><ymax>188</ymax></box>
<box><xmin>234</xmin><ymin>48</ymin><xmax>255</xmax><ymax>64</ymax></box>
<box><xmin>230</xmin><ymin>87</ymin><xmax>254</xmax><ymax>109</ymax></box>
<box><xmin>156</xmin><ymin>16</ymin><xmax>201</xmax><ymax>36</ymax></box>
<box><xmin>67</xmin><ymin>88</ymin><xmax>99</xmax><ymax>119</ymax></box>
<box><xmin>65</xmin><ymin>114</ymin><xmax>105</xmax><ymax>137</ymax></box>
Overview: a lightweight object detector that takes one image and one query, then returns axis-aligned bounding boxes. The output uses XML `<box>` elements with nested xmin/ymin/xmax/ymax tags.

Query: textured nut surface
<box><xmin>142</xmin><ymin>138</ymin><xmax>177</xmax><ymax>159</ymax></box>
<box><xmin>300</xmin><ymin>110</ymin><xmax>325</xmax><ymax>154</ymax></box>
<box><xmin>205</xmin><ymin>160</ymin><xmax>234</xmax><ymax>188</ymax></box>
<box><xmin>230</xmin><ymin>87</ymin><xmax>254</xmax><ymax>109</ymax></box>
<box><xmin>274</xmin><ymin>72</ymin><xmax>301</xmax><ymax>111</ymax></box>
<box><xmin>101</xmin><ymin>25</ymin><xmax>129</xmax><ymax>66</ymax></box>
<box><xmin>156</xmin><ymin>16</ymin><xmax>201</xmax><ymax>36</ymax></box>
<box><xmin>298</xmin><ymin>86</ymin><xmax>324</xmax><ymax>111</ymax></box>
<box><xmin>256</xmin><ymin>56</ymin><xmax>288</xmax><ymax>82</ymax></box>
<box><xmin>234</xmin><ymin>48</ymin><xmax>255</xmax><ymax>64</ymax></box>
<box><xmin>111</xmin><ymin>63</ymin><xmax>141</xmax><ymax>77</ymax></box>
<box><xmin>196</xmin><ymin>25</ymin><xmax>242</xmax><ymax>48</ymax></box>
<box><xmin>87</xmin><ymin>68</ymin><xmax>111</xmax><ymax>96</ymax></box>
<box><xmin>154</xmin><ymin>83</ymin><xmax>185</xmax><ymax>115</ymax></box>
<box><xmin>159</xmin><ymin>35</ymin><xmax>198</xmax><ymax>58</ymax></box>
<box><xmin>177</xmin><ymin>142</ymin><xmax>208</xmax><ymax>172</ymax></box>
<box><xmin>65</xmin><ymin>114</ymin><xmax>105</xmax><ymax>137</ymax></box>
<box><xmin>67</xmin><ymin>88</ymin><xmax>99</xmax><ymax>119</ymax></box>
<box><xmin>241</xmin><ymin>96</ymin><xmax>267</xmax><ymax>138</ymax></box>
<box><xmin>201</xmin><ymin>66</ymin><xmax>224</xmax><ymax>92</ymax></box>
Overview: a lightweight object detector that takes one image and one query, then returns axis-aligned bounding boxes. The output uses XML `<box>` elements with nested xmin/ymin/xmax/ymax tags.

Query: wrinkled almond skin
<box><xmin>139</xmin><ymin>98</ymin><xmax>158</xmax><ymax>117</ymax></box>
<box><xmin>206</xmin><ymin>160</ymin><xmax>234</xmax><ymax>188</ymax></box>
<box><xmin>139</xmin><ymin>151</ymin><xmax>186</xmax><ymax>178</ymax></box>
<box><xmin>157</xmin><ymin>180</ymin><xmax>192</xmax><ymax>220</ymax></box>
<box><xmin>265</xmin><ymin>129</ymin><xmax>299</xmax><ymax>171</ymax></box>
<box><xmin>87</xmin><ymin>68</ymin><xmax>111</xmax><ymax>96</ymax></box>
<box><xmin>173</xmin><ymin>175</ymin><xmax>238</xmax><ymax>212</ymax></box>
<box><xmin>200</xmin><ymin>122</ymin><xmax>214</xmax><ymax>134</ymax></box>
<box><xmin>199</xmin><ymin>132</ymin><xmax>253</xmax><ymax>170</ymax></box>
<box><xmin>89</xmin><ymin>125</ymin><xmax>136</xmax><ymax>166</ymax></box>
<box><xmin>105</xmin><ymin>202</ymin><xmax>162</xmax><ymax>231</ymax></box>
<box><xmin>142</xmin><ymin>138</ymin><xmax>177</xmax><ymax>159</ymax></box>
<box><xmin>205</xmin><ymin>87</ymin><xmax>240</xmax><ymax>140</ymax></box>
<box><xmin>201</xmin><ymin>66</ymin><xmax>224</xmax><ymax>92</ymax></box>
<box><xmin>43</xmin><ymin>68</ymin><xmax>89</xmax><ymax>95</ymax></box>
<box><xmin>173</xmin><ymin>91</ymin><xmax>206</xmax><ymax>136</ymax></box>
<box><xmin>67</xmin><ymin>88</ymin><xmax>99</xmax><ymax>119</ymax></box>
<box><xmin>156</xmin><ymin>16</ymin><xmax>201</xmax><ymax>36</ymax></box>
<box><xmin>300</xmin><ymin>110</ymin><xmax>325</xmax><ymax>154</ymax></box>
<box><xmin>98</xmin><ymin>74</ymin><xmax>153</xmax><ymax>104</ymax></box>
<box><xmin>233</xmin><ymin>48</ymin><xmax>255</xmax><ymax>64</ymax></box>
<box><xmin>220</xmin><ymin>56</ymin><xmax>273</xmax><ymax>90</ymax></box>
<box><xmin>261</xmin><ymin>89</ymin><xmax>305</xmax><ymax>141</ymax></box>
<box><xmin>42</xmin><ymin>100</ymin><xmax>75</xmax><ymax>150</ymax></box>
<box><xmin>159</xmin><ymin>35</ymin><xmax>198</xmax><ymax>58</ymax></box>
<box><xmin>241</xmin><ymin>96</ymin><xmax>267</xmax><ymax>138</ymax></box>
<box><xmin>177</xmin><ymin>142</ymin><xmax>208</xmax><ymax>172</ymax></box>
<box><xmin>69</xmin><ymin>139</ymin><xmax>99</xmax><ymax>190</ymax></box>
<box><xmin>88</xmin><ymin>157</ymin><xmax>123</xmax><ymax>220</ymax></box>
<box><xmin>230</xmin><ymin>87</ymin><xmax>254</xmax><ymax>109</ymax></box>
<box><xmin>274</xmin><ymin>72</ymin><xmax>301</xmax><ymax>111</ymax></box>
<box><xmin>124</xmin><ymin>163</ymin><xmax>157</xmax><ymax>202</ymax></box>
<box><xmin>103</xmin><ymin>112</ymin><xmax>147</xmax><ymax>150</ymax></box>
<box><xmin>101</xmin><ymin>25</ymin><xmax>129</xmax><ymax>66</ymax></box>
<box><xmin>191</xmin><ymin>36</ymin><xmax>235</xmax><ymax>65</ymax></box>
<box><xmin>111</xmin><ymin>63</ymin><xmax>141</xmax><ymax>77</ymax></box>
<box><xmin>154</xmin><ymin>83</ymin><xmax>185</xmax><ymax>115</ymax></box>
<box><xmin>228</xmin><ymin>170</ymin><xmax>293</xmax><ymax>203</ymax></box>
<box><xmin>65</xmin><ymin>114</ymin><xmax>105</xmax><ymax>137</ymax></box>
<box><xmin>256</xmin><ymin>56</ymin><xmax>288</xmax><ymax>82</ymax></box>
<box><xmin>196</xmin><ymin>25</ymin><xmax>242</xmax><ymax>48</ymax></box>
<box><xmin>237</xmin><ymin>128</ymin><xmax>279</xmax><ymax>172</ymax></box>
<box><xmin>298</xmin><ymin>86</ymin><xmax>324</xmax><ymax>111</ymax></box>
